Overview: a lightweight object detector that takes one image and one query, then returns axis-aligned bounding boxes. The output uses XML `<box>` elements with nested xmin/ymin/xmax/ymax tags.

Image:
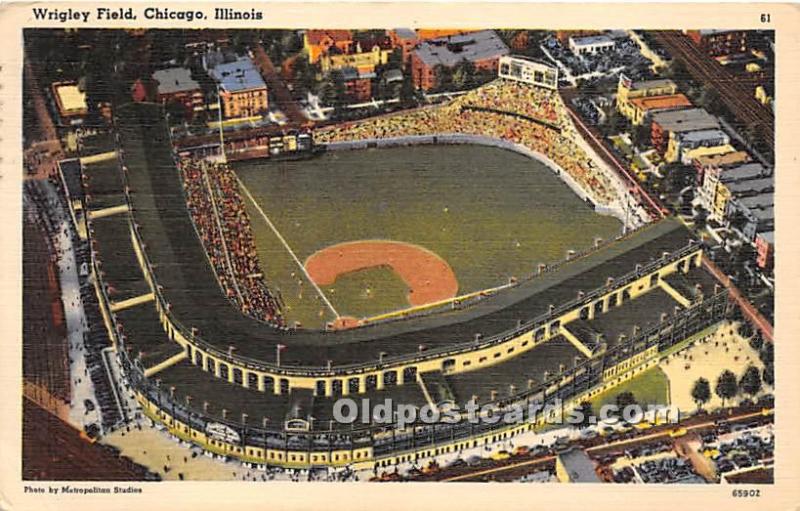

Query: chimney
<box><xmin>607</xmin><ymin>277</ymin><xmax>614</xmax><ymax>286</ymax></box>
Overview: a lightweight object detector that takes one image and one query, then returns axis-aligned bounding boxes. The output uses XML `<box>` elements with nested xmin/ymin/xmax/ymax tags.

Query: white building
<box><xmin>498</xmin><ymin>55</ymin><xmax>559</xmax><ymax>90</ymax></box>
<box><xmin>569</xmin><ymin>35</ymin><xmax>616</xmax><ymax>56</ymax></box>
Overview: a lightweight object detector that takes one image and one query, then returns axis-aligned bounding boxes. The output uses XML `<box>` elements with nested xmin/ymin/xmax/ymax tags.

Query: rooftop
<box><xmin>53</xmin><ymin>82</ymin><xmax>87</xmax><ymax>115</ymax></box>
<box><xmin>414</xmin><ymin>30</ymin><xmax>509</xmax><ymax>68</ymax></box>
<box><xmin>391</xmin><ymin>28</ymin><xmax>417</xmax><ymax>40</ymax></box>
<box><xmin>734</xmin><ymin>192</ymin><xmax>773</xmax><ymax>209</ymax></box>
<box><xmin>305</xmin><ymin>29</ymin><xmax>352</xmax><ymax>45</ymax></box>
<box><xmin>558</xmin><ymin>448</ymin><xmax>601</xmax><ymax>483</ymax></box>
<box><xmin>676</xmin><ymin>128</ymin><xmax>728</xmax><ymax>144</ymax></box>
<box><xmin>725</xmin><ymin>177</ymin><xmax>774</xmax><ymax>196</ymax></box>
<box><xmin>570</xmin><ymin>34</ymin><xmax>614</xmax><ymax>46</ymax></box>
<box><xmin>630</xmin><ymin>78</ymin><xmax>677</xmax><ymax>90</ymax></box>
<box><xmin>630</xmin><ymin>94</ymin><xmax>691</xmax><ymax>112</ymax></box>
<box><xmin>208</xmin><ymin>57</ymin><xmax>266</xmax><ymax>93</ymax></box>
<box><xmin>152</xmin><ymin>67</ymin><xmax>201</xmax><ymax>96</ymax></box>
<box><xmin>695</xmin><ymin>151</ymin><xmax>751</xmax><ymax>168</ymax></box>
<box><xmin>757</xmin><ymin>231</ymin><xmax>774</xmax><ymax>244</ymax></box>
<box><xmin>719</xmin><ymin>163</ymin><xmax>768</xmax><ymax>183</ymax></box>
<box><xmin>652</xmin><ymin>108</ymin><xmax>720</xmax><ymax>133</ymax></box>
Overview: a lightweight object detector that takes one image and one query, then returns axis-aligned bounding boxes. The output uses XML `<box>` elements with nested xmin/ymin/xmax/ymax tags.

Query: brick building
<box><xmin>410</xmin><ymin>30</ymin><xmax>509</xmax><ymax>91</ymax></box>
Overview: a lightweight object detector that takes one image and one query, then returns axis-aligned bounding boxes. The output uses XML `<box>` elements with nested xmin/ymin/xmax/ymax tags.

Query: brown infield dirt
<box><xmin>304</xmin><ymin>240</ymin><xmax>459</xmax><ymax>316</ymax></box>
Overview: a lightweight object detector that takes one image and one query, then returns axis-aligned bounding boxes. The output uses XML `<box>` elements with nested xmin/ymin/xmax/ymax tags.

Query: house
<box><xmin>390</xmin><ymin>28</ymin><xmax>420</xmax><ymax>65</ymax></box>
<box><xmin>207</xmin><ymin>56</ymin><xmax>268</xmax><ymax>119</ymax></box>
<box><xmin>650</xmin><ymin>108</ymin><xmax>721</xmax><ymax>154</ymax></box>
<box><xmin>568</xmin><ymin>34</ymin><xmax>616</xmax><ymax>56</ymax></box>
<box><xmin>726</xmin><ymin>192</ymin><xmax>774</xmax><ymax>241</ymax></box>
<box><xmin>665</xmin><ymin>128</ymin><xmax>731</xmax><ymax>164</ymax></box>
<box><xmin>686</xmin><ymin>30</ymin><xmax>750</xmax><ymax>58</ymax></box>
<box><xmin>51</xmin><ymin>81</ymin><xmax>88</xmax><ymax>125</ymax></box>
<box><xmin>304</xmin><ymin>30</ymin><xmax>353</xmax><ymax>64</ymax></box>
<box><xmin>320</xmin><ymin>36</ymin><xmax>394</xmax><ymax>74</ymax></box>
<box><xmin>340</xmin><ymin>66</ymin><xmax>375</xmax><ymax>103</ymax></box>
<box><xmin>714</xmin><ymin>176</ymin><xmax>774</xmax><ymax>222</ymax></box>
<box><xmin>151</xmin><ymin>67</ymin><xmax>205</xmax><ymax>116</ymax></box>
<box><xmin>755</xmin><ymin>231</ymin><xmax>774</xmax><ymax>270</ymax></box>
<box><xmin>410</xmin><ymin>30</ymin><xmax>509</xmax><ymax>91</ymax></box>
<box><xmin>693</xmin><ymin>150</ymin><xmax>751</xmax><ymax>187</ymax></box>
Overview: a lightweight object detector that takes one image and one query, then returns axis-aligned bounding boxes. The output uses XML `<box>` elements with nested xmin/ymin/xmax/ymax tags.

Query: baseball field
<box><xmin>234</xmin><ymin>144</ymin><xmax>622</xmax><ymax>329</ymax></box>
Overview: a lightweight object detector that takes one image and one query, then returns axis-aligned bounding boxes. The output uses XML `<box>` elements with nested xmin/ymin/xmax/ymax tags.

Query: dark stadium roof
<box><xmin>91</xmin><ymin>214</ymin><xmax>151</xmax><ymax>301</ymax></box>
<box><xmin>58</xmin><ymin>158</ymin><xmax>84</xmax><ymax>203</ymax></box>
<box><xmin>83</xmin><ymin>159</ymin><xmax>127</xmax><ymax>211</ymax></box>
<box><xmin>445</xmin><ymin>336</ymin><xmax>583</xmax><ymax>405</ymax></box>
<box><xmin>113</xmin><ymin>103</ymin><xmax>699</xmax><ymax>368</ymax></box>
<box><xmin>115</xmin><ymin>305</ymin><xmax>185</xmax><ymax>370</ymax></box>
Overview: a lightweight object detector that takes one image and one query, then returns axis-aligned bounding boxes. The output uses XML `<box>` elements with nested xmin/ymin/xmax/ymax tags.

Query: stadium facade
<box><xmin>71</xmin><ymin>102</ymin><xmax>733</xmax><ymax>470</ymax></box>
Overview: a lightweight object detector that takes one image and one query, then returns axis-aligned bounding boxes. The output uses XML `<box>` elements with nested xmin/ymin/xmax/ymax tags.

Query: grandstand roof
<box><xmin>114</xmin><ymin>103</ymin><xmax>699</xmax><ymax>368</ymax></box>
<box><xmin>58</xmin><ymin>158</ymin><xmax>83</xmax><ymax>204</ymax></box>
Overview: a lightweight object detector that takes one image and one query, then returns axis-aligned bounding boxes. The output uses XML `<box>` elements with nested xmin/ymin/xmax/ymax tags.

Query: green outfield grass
<box><xmin>589</xmin><ymin>366</ymin><xmax>671</xmax><ymax>410</ymax></box>
<box><xmin>236</xmin><ymin>144</ymin><xmax>622</xmax><ymax>329</ymax></box>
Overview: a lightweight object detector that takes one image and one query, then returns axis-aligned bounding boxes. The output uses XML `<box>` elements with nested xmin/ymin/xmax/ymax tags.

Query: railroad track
<box><xmin>653</xmin><ymin>31</ymin><xmax>774</xmax><ymax>153</ymax></box>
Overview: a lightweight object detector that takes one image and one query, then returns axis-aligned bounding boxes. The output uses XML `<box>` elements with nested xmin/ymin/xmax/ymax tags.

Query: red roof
<box><xmin>305</xmin><ymin>29</ymin><xmax>353</xmax><ymax>45</ymax></box>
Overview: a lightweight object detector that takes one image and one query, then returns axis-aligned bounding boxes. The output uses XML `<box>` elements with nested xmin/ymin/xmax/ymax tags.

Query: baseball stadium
<box><xmin>64</xmin><ymin>72</ymin><xmax>734</xmax><ymax>471</ymax></box>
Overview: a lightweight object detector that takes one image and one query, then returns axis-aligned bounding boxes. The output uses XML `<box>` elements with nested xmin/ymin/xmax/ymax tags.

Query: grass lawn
<box><xmin>589</xmin><ymin>366</ymin><xmax>671</xmax><ymax>410</ymax></box>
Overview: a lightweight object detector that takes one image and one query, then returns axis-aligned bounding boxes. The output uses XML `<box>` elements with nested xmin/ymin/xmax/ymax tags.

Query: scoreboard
<box><xmin>498</xmin><ymin>55</ymin><xmax>559</xmax><ymax>90</ymax></box>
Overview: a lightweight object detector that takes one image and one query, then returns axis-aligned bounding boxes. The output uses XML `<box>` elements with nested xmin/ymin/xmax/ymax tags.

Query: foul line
<box><xmin>235</xmin><ymin>175</ymin><xmax>340</xmax><ymax>319</ymax></box>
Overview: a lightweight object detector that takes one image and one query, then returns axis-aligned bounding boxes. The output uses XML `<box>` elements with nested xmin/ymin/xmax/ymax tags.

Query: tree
<box><xmin>451</xmin><ymin>60</ymin><xmax>477</xmax><ymax>91</ymax></box>
<box><xmin>762</xmin><ymin>365</ymin><xmax>774</xmax><ymax>387</ymax></box>
<box><xmin>748</xmin><ymin>331</ymin><xmax>763</xmax><ymax>352</ymax></box>
<box><xmin>691</xmin><ymin>378</ymin><xmax>711</xmax><ymax>410</ymax></box>
<box><xmin>739</xmin><ymin>365</ymin><xmax>762</xmax><ymax>399</ymax></box>
<box><xmin>760</xmin><ymin>342</ymin><xmax>774</xmax><ymax>364</ymax></box>
<box><xmin>574</xmin><ymin>401</ymin><xmax>595</xmax><ymax>429</ymax></box>
<box><xmin>715</xmin><ymin>370</ymin><xmax>739</xmax><ymax>407</ymax></box>
<box><xmin>434</xmin><ymin>64</ymin><xmax>453</xmax><ymax>92</ymax></box>
<box><xmin>615</xmin><ymin>391</ymin><xmax>637</xmax><ymax>414</ymax></box>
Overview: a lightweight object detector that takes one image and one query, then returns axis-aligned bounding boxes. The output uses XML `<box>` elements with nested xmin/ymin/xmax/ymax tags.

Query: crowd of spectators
<box><xmin>315</xmin><ymin>79</ymin><xmax>621</xmax><ymax>206</ymax></box>
<box><xmin>179</xmin><ymin>157</ymin><xmax>284</xmax><ymax>326</ymax></box>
